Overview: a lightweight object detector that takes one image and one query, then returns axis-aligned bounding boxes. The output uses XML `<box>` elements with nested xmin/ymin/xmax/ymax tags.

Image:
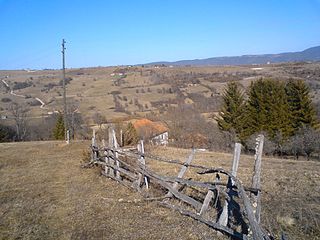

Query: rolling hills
<box><xmin>147</xmin><ymin>46</ymin><xmax>320</xmax><ymax>66</ymax></box>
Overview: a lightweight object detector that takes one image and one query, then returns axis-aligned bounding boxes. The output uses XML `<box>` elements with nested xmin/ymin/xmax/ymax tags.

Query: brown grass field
<box><xmin>0</xmin><ymin>141</ymin><xmax>319</xmax><ymax>239</ymax></box>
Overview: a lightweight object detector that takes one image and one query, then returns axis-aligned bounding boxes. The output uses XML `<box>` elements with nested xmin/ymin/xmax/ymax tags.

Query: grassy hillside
<box><xmin>1</xmin><ymin>62</ymin><xmax>319</xmax><ymax>126</ymax></box>
<box><xmin>0</xmin><ymin>141</ymin><xmax>319</xmax><ymax>239</ymax></box>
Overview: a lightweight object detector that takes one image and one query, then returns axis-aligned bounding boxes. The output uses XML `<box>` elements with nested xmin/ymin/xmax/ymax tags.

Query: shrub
<box><xmin>1</xmin><ymin>98</ymin><xmax>12</xmax><ymax>103</ymax></box>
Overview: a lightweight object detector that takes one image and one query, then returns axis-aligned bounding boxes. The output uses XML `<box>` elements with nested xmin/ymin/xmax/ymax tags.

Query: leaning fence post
<box><xmin>251</xmin><ymin>134</ymin><xmax>264</xmax><ymax>223</ymax></box>
<box><xmin>199</xmin><ymin>181</ymin><xmax>215</xmax><ymax>215</ymax></box>
<box><xmin>218</xmin><ymin>142</ymin><xmax>241</xmax><ymax>227</ymax></box>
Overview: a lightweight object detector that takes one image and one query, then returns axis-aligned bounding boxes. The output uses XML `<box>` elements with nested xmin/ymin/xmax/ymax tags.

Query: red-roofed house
<box><xmin>132</xmin><ymin>118</ymin><xmax>169</xmax><ymax>145</ymax></box>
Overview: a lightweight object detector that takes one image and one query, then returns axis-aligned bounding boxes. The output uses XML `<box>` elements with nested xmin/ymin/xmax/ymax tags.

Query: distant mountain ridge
<box><xmin>146</xmin><ymin>46</ymin><xmax>320</xmax><ymax>66</ymax></box>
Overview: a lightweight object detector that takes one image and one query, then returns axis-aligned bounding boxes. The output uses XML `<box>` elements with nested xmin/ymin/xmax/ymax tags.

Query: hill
<box><xmin>147</xmin><ymin>46</ymin><xmax>320</xmax><ymax>66</ymax></box>
<box><xmin>0</xmin><ymin>62</ymin><xmax>319</xmax><ymax>141</ymax></box>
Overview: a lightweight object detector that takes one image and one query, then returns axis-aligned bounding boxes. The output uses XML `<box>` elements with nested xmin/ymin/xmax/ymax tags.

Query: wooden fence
<box><xmin>87</xmin><ymin>129</ymin><xmax>271</xmax><ymax>240</ymax></box>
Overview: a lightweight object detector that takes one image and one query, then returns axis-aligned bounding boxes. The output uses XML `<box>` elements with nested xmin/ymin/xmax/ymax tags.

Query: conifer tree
<box><xmin>244</xmin><ymin>78</ymin><xmax>293</xmax><ymax>140</ymax></box>
<box><xmin>216</xmin><ymin>81</ymin><xmax>246</xmax><ymax>140</ymax></box>
<box><xmin>285</xmin><ymin>79</ymin><xmax>318</xmax><ymax>131</ymax></box>
<box><xmin>53</xmin><ymin>114</ymin><xmax>65</xmax><ymax>140</ymax></box>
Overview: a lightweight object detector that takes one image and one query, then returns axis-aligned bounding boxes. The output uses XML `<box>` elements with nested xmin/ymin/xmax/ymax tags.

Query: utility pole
<box><xmin>62</xmin><ymin>39</ymin><xmax>69</xmax><ymax>143</ymax></box>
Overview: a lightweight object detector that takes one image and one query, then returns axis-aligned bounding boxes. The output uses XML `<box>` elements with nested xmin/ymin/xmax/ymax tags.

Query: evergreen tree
<box><xmin>0</xmin><ymin>124</ymin><xmax>15</xmax><ymax>142</ymax></box>
<box><xmin>53</xmin><ymin>114</ymin><xmax>65</xmax><ymax>140</ymax></box>
<box><xmin>244</xmin><ymin>78</ymin><xmax>293</xmax><ymax>140</ymax></box>
<box><xmin>216</xmin><ymin>81</ymin><xmax>246</xmax><ymax>140</ymax></box>
<box><xmin>285</xmin><ymin>79</ymin><xmax>318</xmax><ymax>131</ymax></box>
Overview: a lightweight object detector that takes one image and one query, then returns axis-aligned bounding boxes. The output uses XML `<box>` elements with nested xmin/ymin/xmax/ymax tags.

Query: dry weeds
<box><xmin>1</xmin><ymin>142</ymin><xmax>319</xmax><ymax>239</ymax></box>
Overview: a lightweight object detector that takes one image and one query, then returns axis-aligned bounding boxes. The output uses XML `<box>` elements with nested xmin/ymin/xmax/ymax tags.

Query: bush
<box><xmin>1</xmin><ymin>98</ymin><xmax>12</xmax><ymax>103</ymax></box>
<box><xmin>12</xmin><ymin>81</ymin><xmax>32</xmax><ymax>90</ymax></box>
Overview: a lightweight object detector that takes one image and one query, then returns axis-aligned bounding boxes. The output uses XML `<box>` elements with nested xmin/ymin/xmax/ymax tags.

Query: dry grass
<box><xmin>147</xmin><ymin>146</ymin><xmax>320</xmax><ymax>240</ymax></box>
<box><xmin>1</xmin><ymin>141</ymin><xmax>320</xmax><ymax>239</ymax></box>
<box><xmin>0</xmin><ymin>141</ymin><xmax>223</xmax><ymax>240</ymax></box>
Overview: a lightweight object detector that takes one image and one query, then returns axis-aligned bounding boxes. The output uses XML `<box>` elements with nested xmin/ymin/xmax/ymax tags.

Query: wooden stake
<box><xmin>108</xmin><ymin>128</ymin><xmax>115</xmax><ymax>177</ymax></box>
<box><xmin>251</xmin><ymin>134</ymin><xmax>264</xmax><ymax>224</ymax></box>
<box><xmin>231</xmin><ymin>143</ymin><xmax>241</xmax><ymax>178</ymax></box>
<box><xmin>218</xmin><ymin>143</ymin><xmax>241</xmax><ymax>227</ymax></box>
<box><xmin>66</xmin><ymin>129</ymin><xmax>70</xmax><ymax>144</ymax></box>
<box><xmin>112</xmin><ymin>128</ymin><xmax>121</xmax><ymax>180</ymax></box>
<box><xmin>136</xmin><ymin>140</ymin><xmax>148</xmax><ymax>189</ymax></box>
<box><xmin>102</xmin><ymin>139</ymin><xmax>109</xmax><ymax>175</ymax></box>
<box><xmin>91</xmin><ymin>129</ymin><xmax>97</xmax><ymax>161</ymax></box>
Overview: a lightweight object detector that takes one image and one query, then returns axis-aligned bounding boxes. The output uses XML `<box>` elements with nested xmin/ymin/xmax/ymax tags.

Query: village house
<box><xmin>132</xmin><ymin>118</ymin><xmax>169</xmax><ymax>146</ymax></box>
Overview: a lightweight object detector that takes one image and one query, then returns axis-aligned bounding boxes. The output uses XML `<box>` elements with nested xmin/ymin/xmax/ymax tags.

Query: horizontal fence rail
<box><xmin>85</xmin><ymin>129</ymin><xmax>271</xmax><ymax>240</ymax></box>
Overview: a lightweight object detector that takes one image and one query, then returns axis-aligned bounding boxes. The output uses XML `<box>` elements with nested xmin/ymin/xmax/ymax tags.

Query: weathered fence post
<box><xmin>108</xmin><ymin>127</ymin><xmax>115</xmax><ymax>178</ymax></box>
<box><xmin>112</xmin><ymin>128</ymin><xmax>121</xmax><ymax>180</ymax></box>
<box><xmin>91</xmin><ymin>129</ymin><xmax>97</xmax><ymax>161</ymax></box>
<box><xmin>102</xmin><ymin>139</ymin><xmax>109</xmax><ymax>175</ymax></box>
<box><xmin>166</xmin><ymin>149</ymin><xmax>195</xmax><ymax>198</ymax></box>
<box><xmin>66</xmin><ymin>129</ymin><xmax>70</xmax><ymax>144</ymax></box>
<box><xmin>218</xmin><ymin>142</ymin><xmax>241</xmax><ymax>226</ymax></box>
<box><xmin>251</xmin><ymin>134</ymin><xmax>264</xmax><ymax>223</ymax></box>
<box><xmin>199</xmin><ymin>173</ymin><xmax>222</xmax><ymax>216</ymax></box>
<box><xmin>137</xmin><ymin>140</ymin><xmax>148</xmax><ymax>189</ymax></box>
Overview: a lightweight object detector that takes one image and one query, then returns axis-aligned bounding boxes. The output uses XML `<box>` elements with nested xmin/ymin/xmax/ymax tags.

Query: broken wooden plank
<box><xmin>166</xmin><ymin>149</ymin><xmax>195</xmax><ymax>197</ymax></box>
<box><xmin>200</xmin><ymin>172</ymin><xmax>221</xmax><ymax>216</ymax></box>
<box><xmin>199</xmin><ymin>190</ymin><xmax>214</xmax><ymax>216</ymax></box>
<box><xmin>138</xmin><ymin>166</ymin><xmax>202</xmax><ymax>211</ymax></box>
<box><xmin>160</xmin><ymin>202</ymin><xmax>247</xmax><ymax>240</ymax></box>
<box><xmin>199</xmin><ymin>168</ymin><xmax>270</xmax><ymax>240</ymax></box>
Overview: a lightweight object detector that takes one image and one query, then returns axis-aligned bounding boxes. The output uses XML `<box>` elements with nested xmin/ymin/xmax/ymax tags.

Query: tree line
<box><xmin>216</xmin><ymin>78</ymin><xmax>319</xmax><ymax>159</ymax></box>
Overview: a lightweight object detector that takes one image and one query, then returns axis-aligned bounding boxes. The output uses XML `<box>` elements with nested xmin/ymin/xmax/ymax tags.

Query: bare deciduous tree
<box><xmin>285</xmin><ymin>126</ymin><xmax>320</xmax><ymax>160</ymax></box>
<box><xmin>92</xmin><ymin>112</ymin><xmax>106</xmax><ymax>129</ymax></box>
<box><xmin>9</xmin><ymin>103</ymin><xmax>28</xmax><ymax>141</ymax></box>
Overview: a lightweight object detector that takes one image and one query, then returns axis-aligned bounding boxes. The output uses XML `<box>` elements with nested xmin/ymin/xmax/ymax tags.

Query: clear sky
<box><xmin>0</xmin><ymin>0</ymin><xmax>320</xmax><ymax>70</ymax></box>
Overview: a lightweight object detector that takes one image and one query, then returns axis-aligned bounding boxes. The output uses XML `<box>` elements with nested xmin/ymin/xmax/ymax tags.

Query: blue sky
<box><xmin>0</xmin><ymin>0</ymin><xmax>320</xmax><ymax>69</ymax></box>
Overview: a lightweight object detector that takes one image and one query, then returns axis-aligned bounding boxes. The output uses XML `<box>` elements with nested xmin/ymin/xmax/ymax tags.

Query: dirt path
<box><xmin>2</xmin><ymin>78</ymin><xmax>47</xmax><ymax>109</ymax></box>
